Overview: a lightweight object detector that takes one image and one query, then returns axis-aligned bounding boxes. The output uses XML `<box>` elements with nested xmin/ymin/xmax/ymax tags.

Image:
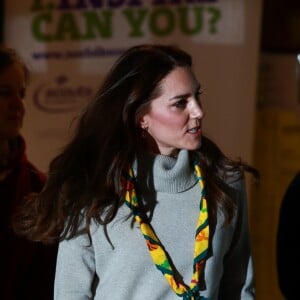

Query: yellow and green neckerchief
<box><xmin>123</xmin><ymin>160</ymin><xmax>209</xmax><ymax>300</ymax></box>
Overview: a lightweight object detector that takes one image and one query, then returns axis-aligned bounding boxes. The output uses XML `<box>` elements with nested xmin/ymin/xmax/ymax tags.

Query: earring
<box><xmin>141</xmin><ymin>126</ymin><xmax>148</xmax><ymax>138</ymax></box>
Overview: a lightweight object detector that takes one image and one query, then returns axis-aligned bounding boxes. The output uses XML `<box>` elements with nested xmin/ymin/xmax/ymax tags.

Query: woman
<box><xmin>0</xmin><ymin>46</ymin><xmax>57</xmax><ymax>299</ymax></box>
<box><xmin>14</xmin><ymin>44</ymin><xmax>257</xmax><ymax>300</ymax></box>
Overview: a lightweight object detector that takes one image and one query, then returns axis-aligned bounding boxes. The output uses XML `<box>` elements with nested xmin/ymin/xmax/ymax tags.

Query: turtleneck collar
<box><xmin>133</xmin><ymin>149</ymin><xmax>198</xmax><ymax>194</ymax></box>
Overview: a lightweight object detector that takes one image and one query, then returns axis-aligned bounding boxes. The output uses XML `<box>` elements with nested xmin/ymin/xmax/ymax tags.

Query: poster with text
<box><xmin>4</xmin><ymin>0</ymin><xmax>246</xmax><ymax>171</ymax></box>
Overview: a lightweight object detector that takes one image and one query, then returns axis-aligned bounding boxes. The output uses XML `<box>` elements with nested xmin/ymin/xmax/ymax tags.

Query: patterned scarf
<box><xmin>123</xmin><ymin>160</ymin><xmax>209</xmax><ymax>300</ymax></box>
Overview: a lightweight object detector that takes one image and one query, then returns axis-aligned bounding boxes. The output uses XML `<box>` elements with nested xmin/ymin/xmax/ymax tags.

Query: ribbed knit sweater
<box><xmin>54</xmin><ymin>150</ymin><xmax>254</xmax><ymax>300</ymax></box>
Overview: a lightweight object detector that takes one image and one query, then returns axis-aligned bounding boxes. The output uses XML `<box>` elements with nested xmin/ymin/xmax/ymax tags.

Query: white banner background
<box><xmin>4</xmin><ymin>0</ymin><xmax>262</xmax><ymax>173</ymax></box>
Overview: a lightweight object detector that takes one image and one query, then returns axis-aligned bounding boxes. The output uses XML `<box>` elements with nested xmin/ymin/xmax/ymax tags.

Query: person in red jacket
<box><xmin>0</xmin><ymin>46</ymin><xmax>57</xmax><ymax>299</ymax></box>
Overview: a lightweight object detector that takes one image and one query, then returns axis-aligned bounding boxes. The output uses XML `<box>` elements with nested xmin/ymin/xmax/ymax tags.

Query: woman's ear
<box><xmin>139</xmin><ymin>116</ymin><xmax>149</xmax><ymax>139</ymax></box>
<box><xmin>139</xmin><ymin>115</ymin><xmax>148</xmax><ymax>130</ymax></box>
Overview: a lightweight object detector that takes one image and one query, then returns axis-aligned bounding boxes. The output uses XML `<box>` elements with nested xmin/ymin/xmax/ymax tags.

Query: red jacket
<box><xmin>0</xmin><ymin>136</ymin><xmax>57</xmax><ymax>300</ymax></box>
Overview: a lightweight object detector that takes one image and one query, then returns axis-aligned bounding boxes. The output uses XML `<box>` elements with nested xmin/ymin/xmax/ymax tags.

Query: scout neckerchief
<box><xmin>123</xmin><ymin>160</ymin><xmax>209</xmax><ymax>300</ymax></box>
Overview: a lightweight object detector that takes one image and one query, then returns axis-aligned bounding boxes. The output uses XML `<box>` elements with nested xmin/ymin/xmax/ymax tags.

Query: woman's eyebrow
<box><xmin>168</xmin><ymin>84</ymin><xmax>201</xmax><ymax>101</ymax></box>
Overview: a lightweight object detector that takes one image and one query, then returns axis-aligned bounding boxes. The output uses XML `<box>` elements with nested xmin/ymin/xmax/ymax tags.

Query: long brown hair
<box><xmin>13</xmin><ymin>44</ymin><xmax>258</xmax><ymax>244</ymax></box>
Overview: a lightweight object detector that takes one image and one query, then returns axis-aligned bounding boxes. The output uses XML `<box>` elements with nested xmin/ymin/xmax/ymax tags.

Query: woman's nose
<box><xmin>190</xmin><ymin>100</ymin><xmax>205</xmax><ymax>119</ymax></box>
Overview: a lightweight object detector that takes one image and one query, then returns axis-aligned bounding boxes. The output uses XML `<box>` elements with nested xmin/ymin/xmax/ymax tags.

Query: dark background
<box><xmin>261</xmin><ymin>0</ymin><xmax>300</xmax><ymax>52</ymax></box>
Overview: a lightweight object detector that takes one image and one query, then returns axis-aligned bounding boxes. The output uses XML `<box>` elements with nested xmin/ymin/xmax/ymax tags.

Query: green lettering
<box><xmin>123</xmin><ymin>9</ymin><xmax>147</xmax><ymax>37</ymax></box>
<box><xmin>150</xmin><ymin>8</ymin><xmax>175</xmax><ymax>36</ymax></box>
<box><xmin>55</xmin><ymin>13</ymin><xmax>81</xmax><ymax>40</ymax></box>
<box><xmin>32</xmin><ymin>13</ymin><xmax>53</xmax><ymax>41</ymax></box>
<box><xmin>82</xmin><ymin>10</ymin><xmax>113</xmax><ymax>39</ymax></box>
<box><xmin>178</xmin><ymin>6</ymin><xmax>203</xmax><ymax>35</ymax></box>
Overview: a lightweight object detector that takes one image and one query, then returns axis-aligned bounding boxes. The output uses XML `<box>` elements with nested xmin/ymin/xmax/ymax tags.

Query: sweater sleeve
<box><xmin>54</xmin><ymin>231</ymin><xmax>96</xmax><ymax>300</ymax></box>
<box><xmin>218</xmin><ymin>178</ymin><xmax>255</xmax><ymax>300</ymax></box>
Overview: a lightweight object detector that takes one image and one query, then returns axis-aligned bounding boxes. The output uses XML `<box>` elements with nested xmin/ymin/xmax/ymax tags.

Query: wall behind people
<box><xmin>3</xmin><ymin>0</ymin><xmax>262</xmax><ymax>176</ymax></box>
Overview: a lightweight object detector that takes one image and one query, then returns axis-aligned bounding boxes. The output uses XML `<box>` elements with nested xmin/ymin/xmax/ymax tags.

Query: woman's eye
<box><xmin>196</xmin><ymin>90</ymin><xmax>203</xmax><ymax>99</ymax></box>
<box><xmin>174</xmin><ymin>99</ymin><xmax>187</xmax><ymax>108</ymax></box>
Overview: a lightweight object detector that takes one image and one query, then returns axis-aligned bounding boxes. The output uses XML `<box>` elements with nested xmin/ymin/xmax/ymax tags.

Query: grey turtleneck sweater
<box><xmin>54</xmin><ymin>150</ymin><xmax>255</xmax><ymax>300</ymax></box>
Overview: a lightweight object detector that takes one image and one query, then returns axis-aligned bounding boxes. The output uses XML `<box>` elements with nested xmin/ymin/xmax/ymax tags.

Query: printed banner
<box><xmin>5</xmin><ymin>0</ymin><xmax>245</xmax><ymax>72</ymax></box>
<box><xmin>4</xmin><ymin>0</ymin><xmax>246</xmax><ymax>171</ymax></box>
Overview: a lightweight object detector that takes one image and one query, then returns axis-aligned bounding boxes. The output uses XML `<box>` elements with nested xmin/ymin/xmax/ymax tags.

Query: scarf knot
<box><xmin>182</xmin><ymin>287</ymin><xmax>208</xmax><ymax>300</ymax></box>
